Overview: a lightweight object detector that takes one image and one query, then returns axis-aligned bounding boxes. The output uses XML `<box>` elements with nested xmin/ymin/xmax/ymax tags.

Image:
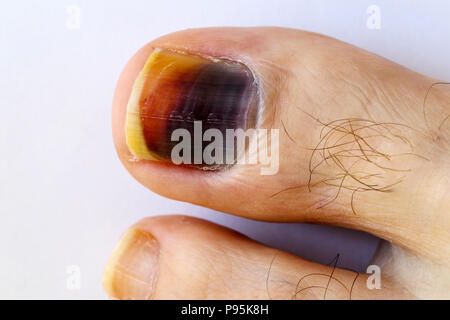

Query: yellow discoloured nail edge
<box><xmin>125</xmin><ymin>49</ymin><xmax>161</xmax><ymax>160</ymax></box>
<box><xmin>103</xmin><ymin>229</ymin><xmax>159</xmax><ymax>300</ymax></box>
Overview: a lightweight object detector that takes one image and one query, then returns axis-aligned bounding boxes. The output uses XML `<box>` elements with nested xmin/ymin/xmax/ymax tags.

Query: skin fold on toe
<box><xmin>110</xmin><ymin>27</ymin><xmax>450</xmax><ymax>299</ymax></box>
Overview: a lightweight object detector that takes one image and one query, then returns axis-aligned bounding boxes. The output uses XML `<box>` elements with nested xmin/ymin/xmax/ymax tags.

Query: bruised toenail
<box><xmin>125</xmin><ymin>48</ymin><xmax>259</xmax><ymax>169</ymax></box>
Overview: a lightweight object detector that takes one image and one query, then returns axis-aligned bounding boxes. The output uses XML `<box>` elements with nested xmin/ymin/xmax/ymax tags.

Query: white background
<box><xmin>1</xmin><ymin>0</ymin><xmax>449</xmax><ymax>299</ymax></box>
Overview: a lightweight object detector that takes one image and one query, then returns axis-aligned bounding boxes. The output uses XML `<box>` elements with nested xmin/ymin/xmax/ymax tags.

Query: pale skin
<box><xmin>104</xmin><ymin>27</ymin><xmax>450</xmax><ymax>299</ymax></box>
